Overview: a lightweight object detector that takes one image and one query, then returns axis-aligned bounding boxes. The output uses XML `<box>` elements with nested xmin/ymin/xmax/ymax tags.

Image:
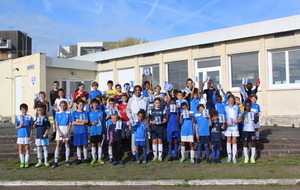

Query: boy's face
<box><xmin>177</xmin><ymin>93</ymin><xmax>183</xmax><ymax>99</ymax></box>
<box><xmin>148</xmin><ymin>91</ymin><xmax>154</xmax><ymax>95</ymax></box>
<box><xmin>193</xmin><ymin>93</ymin><xmax>199</xmax><ymax>99</ymax></box>
<box><xmin>121</xmin><ymin>95</ymin><xmax>127</xmax><ymax>102</ymax></box>
<box><xmin>37</xmin><ymin>108</ymin><xmax>44</xmax><ymax>115</ymax></box>
<box><xmin>111</xmin><ymin>116</ymin><xmax>117</xmax><ymax>122</ymax></box>
<box><xmin>77</xmin><ymin>102</ymin><xmax>84</xmax><ymax>110</ymax></box>
<box><xmin>228</xmin><ymin>98</ymin><xmax>234</xmax><ymax>105</ymax></box>
<box><xmin>109</xmin><ymin>101</ymin><xmax>116</xmax><ymax>108</ymax></box>
<box><xmin>92</xmin><ymin>102</ymin><xmax>99</xmax><ymax>110</ymax></box>
<box><xmin>198</xmin><ymin>106</ymin><xmax>204</xmax><ymax>113</ymax></box>
<box><xmin>92</xmin><ymin>85</ymin><xmax>98</xmax><ymax>91</ymax></box>
<box><xmin>134</xmin><ymin>88</ymin><xmax>141</xmax><ymax>97</ymax></box>
<box><xmin>212</xmin><ymin>115</ymin><xmax>218</xmax><ymax>121</ymax></box>
<box><xmin>115</xmin><ymin>86</ymin><xmax>122</xmax><ymax>92</ymax></box>
<box><xmin>58</xmin><ymin>91</ymin><xmax>64</xmax><ymax>97</ymax></box>
<box><xmin>60</xmin><ymin>103</ymin><xmax>67</xmax><ymax>111</ymax></box>
<box><xmin>107</xmin><ymin>83</ymin><xmax>113</xmax><ymax>89</ymax></box>
<box><xmin>170</xmin><ymin>100</ymin><xmax>175</xmax><ymax>105</ymax></box>
<box><xmin>82</xmin><ymin>97</ymin><xmax>87</xmax><ymax>102</ymax></box>
<box><xmin>40</xmin><ymin>94</ymin><xmax>45</xmax><ymax>100</ymax></box>
<box><xmin>208</xmin><ymin>80</ymin><xmax>214</xmax><ymax>87</ymax></box>
<box><xmin>138</xmin><ymin>113</ymin><xmax>144</xmax><ymax>121</ymax></box>
<box><xmin>247</xmin><ymin>83</ymin><xmax>253</xmax><ymax>90</ymax></box>
<box><xmin>154</xmin><ymin>100</ymin><xmax>161</xmax><ymax>108</ymax></box>
<box><xmin>251</xmin><ymin>97</ymin><xmax>257</xmax><ymax>103</ymax></box>
<box><xmin>245</xmin><ymin>103</ymin><xmax>251</xmax><ymax>111</ymax></box>
<box><xmin>145</xmin><ymin>83</ymin><xmax>150</xmax><ymax>89</ymax></box>
<box><xmin>235</xmin><ymin>98</ymin><xmax>241</xmax><ymax>104</ymax></box>
<box><xmin>216</xmin><ymin>96</ymin><xmax>222</xmax><ymax>103</ymax></box>
<box><xmin>53</xmin><ymin>83</ymin><xmax>59</xmax><ymax>90</ymax></box>
<box><xmin>20</xmin><ymin>108</ymin><xmax>27</xmax><ymax>115</ymax></box>
<box><xmin>181</xmin><ymin>105</ymin><xmax>188</xmax><ymax>110</ymax></box>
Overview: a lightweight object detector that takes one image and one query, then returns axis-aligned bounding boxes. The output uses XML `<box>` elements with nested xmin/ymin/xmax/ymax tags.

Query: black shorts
<box><xmin>151</xmin><ymin>125</ymin><xmax>164</xmax><ymax>140</ymax></box>
<box><xmin>197</xmin><ymin>136</ymin><xmax>210</xmax><ymax>144</ymax></box>
<box><xmin>242</xmin><ymin>131</ymin><xmax>256</xmax><ymax>142</ymax></box>
<box><xmin>90</xmin><ymin>135</ymin><xmax>103</xmax><ymax>144</ymax></box>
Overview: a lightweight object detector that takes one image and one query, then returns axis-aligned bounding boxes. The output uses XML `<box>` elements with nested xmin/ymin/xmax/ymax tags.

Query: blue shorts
<box><xmin>135</xmin><ymin>140</ymin><xmax>146</xmax><ymax>147</ymax></box>
<box><xmin>74</xmin><ymin>133</ymin><xmax>88</xmax><ymax>146</ymax></box>
<box><xmin>197</xmin><ymin>136</ymin><xmax>210</xmax><ymax>144</ymax></box>
<box><xmin>211</xmin><ymin>141</ymin><xmax>222</xmax><ymax>151</ymax></box>
<box><xmin>243</xmin><ymin>131</ymin><xmax>256</xmax><ymax>142</ymax></box>
<box><xmin>167</xmin><ymin>131</ymin><xmax>180</xmax><ymax>142</ymax></box>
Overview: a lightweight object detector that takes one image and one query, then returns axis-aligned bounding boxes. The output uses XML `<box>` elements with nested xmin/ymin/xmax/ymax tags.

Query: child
<box><xmin>179</xmin><ymin>102</ymin><xmax>195</xmax><ymax>164</ymax></box>
<box><xmin>200</xmin><ymin>79</ymin><xmax>219</xmax><ymax>112</ymax></box>
<box><xmin>89</xmin><ymin>99</ymin><xmax>106</xmax><ymax>164</ymax></box>
<box><xmin>81</xmin><ymin>94</ymin><xmax>90</xmax><ymax>112</ymax></box>
<box><xmin>115</xmin><ymin>84</ymin><xmax>129</xmax><ymax>104</ymax></box>
<box><xmin>224</xmin><ymin>95</ymin><xmax>241</xmax><ymax>164</ymax></box>
<box><xmin>250</xmin><ymin>94</ymin><xmax>261</xmax><ymax>143</ymax></box>
<box><xmin>166</xmin><ymin>99</ymin><xmax>180</xmax><ymax>162</ymax></box>
<box><xmin>149</xmin><ymin>98</ymin><xmax>167</xmax><ymax>161</ymax></box>
<box><xmin>54</xmin><ymin>88</ymin><xmax>73</xmax><ymax>112</ymax></box>
<box><xmin>118</xmin><ymin>95</ymin><xmax>130</xmax><ymax>140</ymax></box>
<box><xmin>241</xmin><ymin>100</ymin><xmax>256</xmax><ymax>164</ymax></box>
<box><xmin>33</xmin><ymin>91</ymin><xmax>50</xmax><ymax>116</ymax></box>
<box><xmin>235</xmin><ymin>97</ymin><xmax>244</xmax><ymax>113</ymax></box>
<box><xmin>154</xmin><ymin>85</ymin><xmax>164</xmax><ymax>109</ymax></box>
<box><xmin>194</xmin><ymin>104</ymin><xmax>210</xmax><ymax>163</ymax></box>
<box><xmin>106</xmin><ymin>80</ymin><xmax>117</xmax><ymax>97</ymax></box>
<box><xmin>242</xmin><ymin>82</ymin><xmax>259</xmax><ymax>102</ymax></box>
<box><xmin>132</xmin><ymin>109</ymin><xmax>149</xmax><ymax>163</ymax></box>
<box><xmin>142</xmin><ymin>72</ymin><xmax>153</xmax><ymax>98</ymax></box>
<box><xmin>88</xmin><ymin>81</ymin><xmax>102</xmax><ymax>104</ymax></box>
<box><xmin>52</xmin><ymin>101</ymin><xmax>72</xmax><ymax>168</ymax></box>
<box><xmin>50</xmin><ymin>81</ymin><xmax>59</xmax><ymax>140</ymax></box>
<box><xmin>72</xmin><ymin>100</ymin><xmax>89</xmax><ymax>165</ymax></box>
<box><xmin>190</xmin><ymin>84</ymin><xmax>201</xmax><ymax>113</ymax></box>
<box><xmin>15</xmin><ymin>103</ymin><xmax>34</xmax><ymax>168</ymax></box>
<box><xmin>33</xmin><ymin>104</ymin><xmax>50</xmax><ymax>167</ymax></box>
<box><xmin>212</xmin><ymin>88</ymin><xmax>228</xmax><ymax>116</ymax></box>
<box><xmin>176</xmin><ymin>91</ymin><xmax>188</xmax><ymax>111</ymax></box>
<box><xmin>108</xmin><ymin>114</ymin><xmax>125</xmax><ymax>165</ymax></box>
<box><xmin>210</xmin><ymin>110</ymin><xmax>225</xmax><ymax>163</ymax></box>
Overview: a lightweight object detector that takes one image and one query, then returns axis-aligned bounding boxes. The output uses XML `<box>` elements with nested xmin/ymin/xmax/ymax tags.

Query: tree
<box><xmin>110</xmin><ymin>37</ymin><xmax>148</xmax><ymax>50</ymax></box>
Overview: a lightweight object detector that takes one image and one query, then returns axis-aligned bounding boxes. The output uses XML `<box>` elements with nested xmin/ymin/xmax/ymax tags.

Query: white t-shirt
<box><xmin>55</xmin><ymin>98</ymin><xmax>69</xmax><ymax>111</ymax></box>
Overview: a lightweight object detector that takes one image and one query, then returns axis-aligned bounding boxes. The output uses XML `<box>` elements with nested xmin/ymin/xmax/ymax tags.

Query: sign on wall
<box><xmin>30</xmin><ymin>76</ymin><xmax>36</xmax><ymax>87</ymax></box>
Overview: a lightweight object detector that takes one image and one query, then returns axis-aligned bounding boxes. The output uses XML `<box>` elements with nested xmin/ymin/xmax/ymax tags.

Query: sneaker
<box><xmin>168</xmin><ymin>157</ymin><xmax>173</xmax><ymax>162</ymax></box>
<box><xmin>35</xmin><ymin>162</ymin><xmax>42</xmax><ymax>168</ymax></box>
<box><xmin>196</xmin><ymin>158</ymin><xmax>201</xmax><ymax>164</ymax></box>
<box><xmin>244</xmin><ymin>158</ymin><xmax>249</xmax><ymax>164</ymax></box>
<box><xmin>232</xmin><ymin>158</ymin><xmax>237</xmax><ymax>164</ymax></box>
<box><xmin>216</xmin><ymin>158</ymin><xmax>222</xmax><ymax>163</ymax></box>
<box><xmin>52</xmin><ymin>162</ymin><xmax>58</xmax><ymax>168</ymax></box>
<box><xmin>98</xmin><ymin>159</ymin><xmax>105</xmax><ymax>164</ymax></box>
<box><xmin>227</xmin><ymin>157</ymin><xmax>232</xmax><ymax>163</ymax></box>
<box><xmin>84</xmin><ymin>159</ymin><xmax>90</xmax><ymax>164</ymax></box>
<box><xmin>136</xmin><ymin>160</ymin><xmax>141</xmax><ymax>164</ymax></box>
<box><xmin>90</xmin><ymin>159</ymin><xmax>97</xmax><ymax>165</ymax></box>
<box><xmin>179</xmin><ymin>158</ymin><xmax>185</xmax><ymax>163</ymax></box>
<box><xmin>65</xmin><ymin>161</ymin><xmax>71</xmax><ymax>166</ymax></box>
<box><xmin>108</xmin><ymin>158</ymin><xmax>114</xmax><ymax>163</ymax></box>
<box><xmin>44</xmin><ymin>162</ymin><xmax>50</xmax><ymax>167</ymax></box>
<box><xmin>250</xmin><ymin>158</ymin><xmax>255</xmax><ymax>164</ymax></box>
<box><xmin>158</xmin><ymin>157</ymin><xmax>163</xmax><ymax>162</ymax></box>
<box><xmin>190</xmin><ymin>158</ymin><xmax>195</xmax><ymax>164</ymax></box>
<box><xmin>20</xmin><ymin>163</ymin><xmax>25</xmax><ymax>168</ymax></box>
<box><xmin>174</xmin><ymin>156</ymin><xmax>179</xmax><ymax>161</ymax></box>
<box><xmin>152</xmin><ymin>157</ymin><xmax>158</xmax><ymax>161</ymax></box>
<box><xmin>75</xmin><ymin>159</ymin><xmax>82</xmax><ymax>165</ymax></box>
<box><xmin>212</xmin><ymin>159</ymin><xmax>217</xmax><ymax>163</ymax></box>
<box><xmin>112</xmin><ymin>161</ymin><xmax>118</xmax><ymax>166</ymax></box>
<box><xmin>118</xmin><ymin>161</ymin><xmax>125</xmax><ymax>165</ymax></box>
<box><xmin>131</xmin><ymin>156</ymin><xmax>136</xmax><ymax>162</ymax></box>
<box><xmin>142</xmin><ymin>159</ymin><xmax>147</xmax><ymax>164</ymax></box>
<box><xmin>24</xmin><ymin>162</ymin><xmax>29</xmax><ymax>168</ymax></box>
<box><xmin>206</xmin><ymin>159</ymin><xmax>211</xmax><ymax>164</ymax></box>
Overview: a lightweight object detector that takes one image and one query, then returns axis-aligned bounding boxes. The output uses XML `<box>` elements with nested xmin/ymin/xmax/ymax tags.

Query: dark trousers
<box><xmin>112</xmin><ymin>140</ymin><xmax>122</xmax><ymax>161</ymax></box>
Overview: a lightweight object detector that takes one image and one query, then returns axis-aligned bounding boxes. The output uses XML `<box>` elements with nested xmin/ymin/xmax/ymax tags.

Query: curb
<box><xmin>1</xmin><ymin>179</ymin><xmax>300</xmax><ymax>186</ymax></box>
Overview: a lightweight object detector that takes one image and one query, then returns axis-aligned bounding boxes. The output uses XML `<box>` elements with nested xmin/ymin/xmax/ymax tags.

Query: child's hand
<box><xmin>59</xmin><ymin>133</ymin><xmax>63</xmax><ymax>137</ymax></box>
<box><xmin>28</xmin><ymin>137</ymin><xmax>31</xmax><ymax>142</ymax></box>
<box><xmin>150</xmin><ymin>120</ymin><xmax>156</xmax><ymax>125</ymax></box>
<box><xmin>233</xmin><ymin>120</ymin><xmax>238</xmax><ymax>124</ymax></box>
<box><xmin>63</xmin><ymin>133</ymin><xmax>68</xmax><ymax>138</ymax></box>
<box><xmin>227</xmin><ymin>121</ymin><xmax>232</xmax><ymax>126</ymax></box>
<box><xmin>109</xmin><ymin>140</ymin><xmax>113</xmax><ymax>143</ymax></box>
<box><xmin>20</xmin><ymin>122</ymin><xmax>24</xmax><ymax>126</ymax></box>
<box><xmin>54</xmin><ymin>108</ymin><xmax>59</xmax><ymax>112</ymax></box>
<box><xmin>91</xmin><ymin>122</ymin><xmax>97</xmax><ymax>126</ymax></box>
<box><xmin>150</xmin><ymin>72</ymin><xmax>152</xmax><ymax>76</ymax></box>
<box><xmin>207</xmin><ymin>114</ymin><xmax>210</xmax><ymax>119</ymax></box>
<box><xmin>196</xmin><ymin>134</ymin><xmax>200</xmax><ymax>139</ymax></box>
<box><xmin>34</xmin><ymin>121</ymin><xmax>38</xmax><ymax>125</ymax></box>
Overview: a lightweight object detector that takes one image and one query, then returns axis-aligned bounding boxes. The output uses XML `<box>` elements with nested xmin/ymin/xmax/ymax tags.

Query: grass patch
<box><xmin>174</xmin><ymin>184</ymin><xmax>191</xmax><ymax>187</ymax></box>
<box><xmin>265</xmin><ymin>169</ymin><xmax>275</xmax><ymax>173</ymax></box>
<box><xmin>267</xmin><ymin>183</ymin><xmax>283</xmax><ymax>187</ymax></box>
<box><xmin>296</xmin><ymin>182</ymin><xmax>300</xmax><ymax>186</ymax></box>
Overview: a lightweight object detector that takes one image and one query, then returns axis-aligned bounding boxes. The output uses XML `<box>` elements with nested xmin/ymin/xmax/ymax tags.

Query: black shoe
<box><xmin>216</xmin><ymin>158</ymin><xmax>222</xmax><ymax>163</ymax></box>
<box><xmin>84</xmin><ymin>159</ymin><xmax>90</xmax><ymax>164</ymax></box>
<box><xmin>75</xmin><ymin>159</ymin><xmax>82</xmax><ymax>165</ymax></box>
<box><xmin>174</xmin><ymin>156</ymin><xmax>179</xmax><ymax>161</ymax></box>
<box><xmin>131</xmin><ymin>156</ymin><xmax>136</xmax><ymax>162</ymax></box>
<box><xmin>196</xmin><ymin>158</ymin><xmax>201</xmax><ymax>164</ymax></box>
<box><xmin>212</xmin><ymin>159</ymin><xmax>217</xmax><ymax>163</ymax></box>
<box><xmin>168</xmin><ymin>157</ymin><xmax>173</xmax><ymax>162</ymax></box>
<box><xmin>206</xmin><ymin>159</ymin><xmax>211</xmax><ymax>163</ymax></box>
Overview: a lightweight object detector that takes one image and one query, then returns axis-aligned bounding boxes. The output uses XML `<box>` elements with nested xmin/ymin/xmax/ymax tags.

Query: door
<box><xmin>15</xmin><ymin>77</ymin><xmax>22</xmax><ymax>115</ymax></box>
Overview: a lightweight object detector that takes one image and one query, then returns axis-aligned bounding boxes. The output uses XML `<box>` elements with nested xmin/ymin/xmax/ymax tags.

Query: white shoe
<box><xmin>152</xmin><ymin>157</ymin><xmax>158</xmax><ymax>161</ymax></box>
<box><xmin>158</xmin><ymin>157</ymin><xmax>163</xmax><ymax>162</ymax></box>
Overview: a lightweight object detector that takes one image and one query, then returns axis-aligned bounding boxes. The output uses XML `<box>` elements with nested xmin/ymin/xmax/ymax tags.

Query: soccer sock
<box><xmin>256</xmin><ymin>132</ymin><xmax>259</xmax><ymax>140</ymax></box>
<box><xmin>25</xmin><ymin>154</ymin><xmax>29</xmax><ymax>163</ymax></box>
<box><xmin>181</xmin><ymin>146</ymin><xmax>185</xmax><ymax>158</ymax></box>
<box><xmin>212</xmin><ymin>150</ymin><xmax>216</xmax><ymax>160</ymax></box>
<box><xmin>19</xmin><ymin>154</ymin><xmax>25</xmax><ymax>163</ymax></box>
<box><xmin>251</xmin><ymin>147</ymin><xmax>256</xmax><ymax>159</ymax></box>
<box><xmin>65</xmin><ymin>144</ymin><xmax>70</xmax><ymax>161</ymax></box>
<box><xmin>226</xmin><ymin>142</ymin><xmax>232</xmax><ymax>157</ymax></box>
<box><xmin>54</xmin><ymin>147</ymin><xmax>60</xmax><ymax>163</ymax></box>
<box><xmin>98</xmin><ymin>147</ymin><xmax>102</xmax><ymax>159</ymax></box>
<box><xmin>174</xmin><ymin>144</ymin><xmax>179</xmax><ymax>157</ymax></box>
<box><xmin>232</xmin><ymin>144</ymin><xmax>237</xmax><ymax>158</ymax></box>
<box><xmin>108</xmin><ymin>146</ymin><xmax>113</xmax><ymax>159</ymax></box>
<box><xmin>37</xmin><ymin>147</ymin><xmax>42</xmax><ymax>163</ymax></box>
<box><xmin>190</xmin><ymin>150</ymin><xmax>195</xmax><ymax>159</ymax></box>
<box><xmin>197</xmin><ymin>144</ymin><xmax>202</xmax><ymax>159</ymax></box>
<box><xmin>204</xmin><ymin>144</ymin><xmax>209</xmax><ymax>160</ymax></box>
<box><xmin>77</xmin><ymin>148</ymin><xmax>82</xmax><ymax>160</ymax></box>
<box><xmin>135</xmin><ymin>151</ymin><xmax>139</xmax><ymax>160</ymax></box>
<box><xmin>243</xmin><ymin>147</ymin><xmax>248</xmax><ymax>159</ymax></box>
<box><xmin>143</xmin><ymin>150</ymin><xmax>147</xmax><ymax>160</ymax></box>
<box><xmin>168</xmin><ymin>146</ymin><xmax>173</xmax><ymax>157</ymax></box>
<box><xmin>43</xmin><ymin>146</ymin><xmax>48</xmax><ymax>162</ymax></box>
<box><xmin>92</xmin><ymin>147</ymin><xmax>96</xmax><ymax>160</ymax></box>
<box><xmin>216</xmin><ymin>150</ymin><xmax>220</xmax><ymax>159</ymax></box>
<box><xmin>152</xmin><ymin>144</ymin><xmax>158</xmax><ymax>158</ymax></box>
<box><xmin>158</xmin><ymin>144</ymin><xmax>163</xmax><ymax>158</ymax></box>
<box><xmin>83</xmin><ymin>148</ymin><xmax>88</xmax><ymax>160</ymax></box>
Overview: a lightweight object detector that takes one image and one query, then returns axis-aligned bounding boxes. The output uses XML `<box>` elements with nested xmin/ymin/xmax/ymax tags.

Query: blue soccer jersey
<box><xmin>142</xmin><ymin>88</ymin><xmax>149</xmax><ymax>98</ymax></box>
<box><xmin>167</xmin><ymin>110</ymin><xmax>180</xmax><ymax>132</ymax></box>
<box><xmin>89</xmin><ymin>90</ymin><xmax>102</xmax><ymax>100</ymax></box>
<box><xmin>105</xmin><ymin>108</ymin><xmax>118</xmax><ymax>128</ymax></box>
<box><xmin>55</xmin><ymin>111</ymin><xmax>71</xmax><ymax>126</ymax></box>
<box><xmin>194</xmin><ymin>112</ymin><xmax>210</xmax><ymax>136</ymax></box>
<box><xmin>211</xmin><ymin>120</ymin><xmax>222</xmax><ymax>142</ymax></box>
<box><xmin>190</xmin><ymin>97</ymin><xmax>201</xmax><ymax>113</ymax></box>
<box><xmin>180</xmin><ymin>110</ymin><xmax>194</xmax><ymax>136</ymax></box>
<box><xmin>251</xmin><ymin>103</ymin><xmax>261</xmax><ymax>121</ymax></box>
<box><xmin>212</xmin><ymin>92</ymin><xmax>228</xmax><ymax>115</ymax></box>
<box><xmin>224</xmin><ymin>105</ymin><xmax>241</xmax><ymax>131</ymax></box>
<box><xmin>132</xmin><ymin>121</ymin><xmax>148</xmax><ymax>141</ymax></box>
<box><xmin>89</xmin><ymin>109</ymin><xmax>106</xmax><ymax>136</ymax></box>
<box><xmin>15</xmin><ymin>115</ymin><xmax>34</xmax><ymax>138</ymax></box>
<box><xmin>72</xmin><ymin>111</ymin><xmax>89</xmax><ymax>134</ymax></box>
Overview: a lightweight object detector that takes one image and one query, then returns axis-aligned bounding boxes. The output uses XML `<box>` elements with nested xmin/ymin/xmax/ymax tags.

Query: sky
<box><xmin>1</xmin><ymin>0</ymin><xmax>300</xmax><ymax>57</ymax></box>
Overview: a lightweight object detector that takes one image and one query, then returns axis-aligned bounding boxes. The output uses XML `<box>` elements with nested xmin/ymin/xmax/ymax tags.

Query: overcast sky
<box><xmin>1</xmin><ymin>0</ymin><xmax>300</xmax><ymax>57</ymax></box>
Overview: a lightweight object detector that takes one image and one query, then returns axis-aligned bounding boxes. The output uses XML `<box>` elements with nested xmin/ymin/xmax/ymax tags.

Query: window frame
<box><xmin>139</xmin><ymin>64</ymin><xmax>160</xmax><ymax>87</ymax></box>
<box><xmin>165</xmin><ymin>60</ymin><xmax>188</xmax><ymax>90</ymax></box>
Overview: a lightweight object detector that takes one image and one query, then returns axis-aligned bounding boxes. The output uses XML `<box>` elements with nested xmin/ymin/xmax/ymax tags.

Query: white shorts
<box><xmin>17</xmin><ymin>137</ymin><xmax>32</xmax><ymax>145</ymax></box>
<box><xmin>55</xmin><ymin>126</ymin><xmax>71</xmax><ymax>141</ymax></box>
<box><xmin>225</xmin><ymin>130</ymin><xmax>240</xmax><ymax>137</ymax></box>
<box><xmin>181</xmin><ymin>135</ymin><xmax>194</xmax><ymax>142</ymax></box>
<box><xmin>254</xmin><ymin>122</ymin><xmax>260</xmax><ymax>129</ymax></box>
<box><xmin>35</xmin><ymin>139</ymin><xmax>49</xmax><ymax>146</ymax></box>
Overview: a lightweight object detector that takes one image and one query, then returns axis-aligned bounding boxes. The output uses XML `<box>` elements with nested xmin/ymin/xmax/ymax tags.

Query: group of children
<box><xmin>16</xmin><ymin>74</ymin><xmax>261</xmax><ymax>168</ymax></box>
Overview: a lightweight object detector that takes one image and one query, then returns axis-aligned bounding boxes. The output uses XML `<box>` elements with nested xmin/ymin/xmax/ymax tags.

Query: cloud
<box><xmin>93</xmin><ymin>0</ymin><xmax>105</xmax><ymax>15</ymax></box>
<box><xmin>43</xmin><ymin>0</ymin><xmax>53</xmax><ymax>13</ymax></box>
<box><xmin>142</xmin><ymin>0</ymin><xmax>159</xmax><ymax>23</ymax></box>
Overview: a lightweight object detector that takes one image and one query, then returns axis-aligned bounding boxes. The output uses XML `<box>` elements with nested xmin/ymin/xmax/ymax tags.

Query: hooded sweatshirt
<box><xmin>126</xmin><ymin>94</ymin><xmax>149</xmax><ymax>119</ymax></box>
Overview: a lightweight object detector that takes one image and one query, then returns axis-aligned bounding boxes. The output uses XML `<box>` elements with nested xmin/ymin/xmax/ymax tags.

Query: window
<box><xmin>166</xmin><ymin>61</ymin><xmax>188</xmax><ymax>90</ymax></box>
<box><xmin>229</xmin><ymin>52</ymin><xmax>259</xmax><ymax>88</ymax></box>
<box><xmin>140</xmin><ymin>65</ymin><xmax>160</xmax><ymax>87</ymax></box>
<box><xmin>7</xmin><ymin>51</ymin><xmax>11</xmax><ymax>58</ymax></box>
<box><xmin>269</xmin><ymin>49</ymin><xmax>300</xmax><ymax>87</ymax></box>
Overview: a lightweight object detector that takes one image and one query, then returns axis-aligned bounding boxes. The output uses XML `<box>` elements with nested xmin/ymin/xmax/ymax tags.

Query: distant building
<box><xmin>0</xmin><ymin>30</ymin><xmax>32</xmax><ymax>60</ymax></box>
<box><xmin>57</xmin><ymin>42</ymin><xmax>116</xmax><ymax>58</ymax></box>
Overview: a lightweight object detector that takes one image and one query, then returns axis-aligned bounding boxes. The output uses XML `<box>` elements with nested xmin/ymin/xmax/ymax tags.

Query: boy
<box><xmin>149</xmin><ymin>98</ymin><xmax>167</xmax><ymax>161</ymax></box>
<box><xmin>115</xmin><ymin>84</ymin><xmax>128</xmax><ymax>103</ymax></box>
<box><xmin>194</xmin><ymin>104</ymin><xmax>210</xmax><ymax>163</ymax></box>
<box><xmin>179</xmin><ymin>102</ymin><xmax>195</xmax><ymax>164</ymax></box>
<box><xmin>190</xmin><ymin>85</ymin><xmax>201</xmax><ymax>113</ymax></box>
<box><xmin>49</xmin><ymin>81</ymin><xmax>59</xmax><ymax>141</ymax></box>
<box><xmin>106</xmin><ymin>80</ymin><xmax>117</xmax><ymax>97</ymax></box>
<box><xmin>108</xmin><ymin>114</ymin><xmax>125</xmax><ymax>165</ymax></box>
<box><xmin>88</xmin><ymin>81</ymin><xmax>102</xmax><ymax>104</ymax></box>
<box><xmin>89</xmin><ymin>99</ymin><xmax>106</xmax><ymax>164</ymax></box>
<box><xmin>33</xmin><ymin>91</ymin><xmax>50</xmax><ymax>116</ymax></box>
<box><xmin>142</xmin><ymin>72</ymin><xmax>153</xmax><ymax>98</ymax></box>
<box><xmin>212</xmin><ymin>88</ymin><xmax>228</xmax><ymax>115</ymax></box>
<box><xmin>250</xmin><ymin>94</ymin><xmax>261</xmax><ymax>143</ymax></box>
<box><xmin>15</xmin><ymin>104</ymin><xmax>34</xmax><ymax>168</ymax></box>
<box><xmin>241</xmin><ymin>82</ymin><xmax>259</xmax><ymax>102</ymax></box>
<box><xmin>210</xmin><ymin>110</ymin><xmax>224</xmax><ymax>163</ymax></box>
<box><xmin>33</xmin><ymin>104</ymin><xmax>50</xmax><ymax>167</ymax></box>
<box><xmin>176</xmin><ymin>91</ymin><xmax>188</xmax><ymax>112</ymax></box>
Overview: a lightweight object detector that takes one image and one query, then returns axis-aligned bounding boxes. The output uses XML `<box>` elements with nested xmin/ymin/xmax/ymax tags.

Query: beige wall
<box><xmin>0</xmin><ymin>59</ymin><xmax>13</xmax><ymax>117</ymax></box>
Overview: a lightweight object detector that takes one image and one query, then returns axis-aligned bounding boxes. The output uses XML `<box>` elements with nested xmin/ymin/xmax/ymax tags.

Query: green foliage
<box><xmin>110</xmin><ymin>37</ymin><xmax>148</xmax><ymax>49</ymax></box>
